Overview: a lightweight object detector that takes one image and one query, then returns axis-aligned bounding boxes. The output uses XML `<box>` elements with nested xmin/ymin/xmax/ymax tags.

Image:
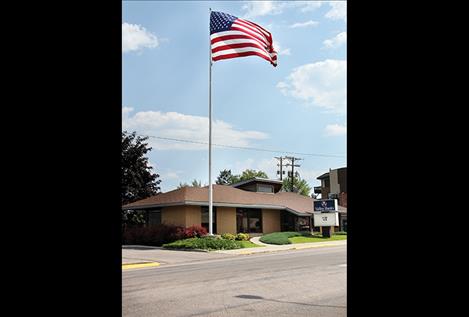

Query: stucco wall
<box><xmin>216</xmin><ymin>207</ymin><xmax>236</xmax><ymax>234</ymax></box>
<box><xmin>185</xmin><ymin>205</ymin><xmax>202</xmax><ymax>227</ymax></box>
<box><xmin>262</xmin><ymin>209</ymin><xmax>281</xmax><ymax>233</ymax></box>
<box><xmin>330</xmin><ymin>169</ymin><xmax>340</xmax><ymax>195</ymax></box>
<box><xmin>161</xmin><ymin>206</ymin><xmax>187</xmax><ymax>227</ymax></box>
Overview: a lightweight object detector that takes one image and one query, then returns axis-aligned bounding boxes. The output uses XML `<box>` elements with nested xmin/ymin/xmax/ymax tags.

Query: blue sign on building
<box><xmin>313</xmin><ymin>199</ymin><xmax>338</xmax><ymax>212</ymax></box>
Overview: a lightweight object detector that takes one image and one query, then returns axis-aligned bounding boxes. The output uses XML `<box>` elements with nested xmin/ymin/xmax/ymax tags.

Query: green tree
<box><xmin>191</xmin><ymin>179</ymin><xmax>202</xmax><ymax>187</ymax></box>
<box><xmin>282</xmin><ymin>177</ymin><xmax>312</xmax><ymax>197</ymax></box>
<box><xmin>177</xmin><ymin>179</ymin><xmax>202</xmax><ymax>189</ymax></box>
<box><xmin>239</xmin><ymin>169</ymin><xmax>268</xmax><ymax>181</ymax></box>
<box><xmin>122</xmin><ymin>131</ymin><xmax>161</xmax><ymax>225</ymax></box>
<box><xmin>216</xmin><ymin>168</ymin><xmax>268</xmax><ymax>185</ymax></box>
<box><xmin>216</xmin><ymin>169</ymin><xmax>235</xmax><ymax>185</ymax></box>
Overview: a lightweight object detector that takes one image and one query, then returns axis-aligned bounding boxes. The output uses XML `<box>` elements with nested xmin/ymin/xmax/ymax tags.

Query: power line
<box><xmin>136</xmin><ymin>133</ymin><xmax>345</xmax><ymax>158</ymax></box>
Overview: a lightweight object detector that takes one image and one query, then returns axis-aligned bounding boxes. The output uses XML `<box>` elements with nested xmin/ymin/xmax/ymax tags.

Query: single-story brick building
<box><xmin>122</xmin><ymin>178</ymin><xmax>324</xmax><ymax>234</ymax></box>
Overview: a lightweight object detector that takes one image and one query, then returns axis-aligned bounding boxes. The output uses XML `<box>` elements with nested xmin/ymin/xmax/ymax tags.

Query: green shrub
<box><xmin>163</xmin><ymin>236</ymin><xmax>241</xmax><ymax>250</ymax></box>
<box><xmin>221</xmin><ymin>233</ymin><xmax>236</xmax><ymax>240</ymax></box>
<box><xmin>259</xmin><ymin>232</ymin><xmax>302</xmax><ymax>245</ymax></box>
<box><xmin>333</xmin><ymin>231</ymin><xmax>347</xmax><ymax>235</ymax></box>
<box><xmin>122</xmin><ymin>224</ymin><xmax>185</xmax><ymax>246</ymax></box>
<box><xmin>236</xmin><ymin>233</ymin><xmax>250</xmax><ymax>241</ymax></box>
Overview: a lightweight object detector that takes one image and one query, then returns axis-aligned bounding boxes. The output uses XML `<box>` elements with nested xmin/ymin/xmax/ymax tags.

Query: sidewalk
<box><xmin>122</xmin><ymin>245</ymin><xmax>235</xmax><ymax>266</ymax></box>
<box><xmin>213</xmin><ymin>237</ymin><xmax>347</xmax><ymax>255</ymax></box>
<box><xmin>122</xmin><ymin>239</ymin><xmax>347</xmax><ymax>267</ymax></box>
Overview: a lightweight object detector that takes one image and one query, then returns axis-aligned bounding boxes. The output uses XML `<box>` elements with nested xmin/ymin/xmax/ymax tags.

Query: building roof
<box><xmin>316</xmin><ymin>172</ymin><xmax>330</xmax><ymax>180</ymax></box>
<box><xmin>316</xmin><ymin>167</ymin><xmax>347</xmax><ymax>180</ymax></box>
<box><xmin>230</xmin><ymin>177</ymin><xmax>283</xmax><ymax>188</ymax></box>
<box><xmin>122</xmin><ymin>184</ymin><xmax>314</xmax><ymax>216</ymax></box>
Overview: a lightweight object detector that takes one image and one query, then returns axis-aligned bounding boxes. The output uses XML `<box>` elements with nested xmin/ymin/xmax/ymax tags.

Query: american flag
<box><xmin>210</xmin><ymin>11</ymin><xmax>277</xmax><ymax>67</ymax></box>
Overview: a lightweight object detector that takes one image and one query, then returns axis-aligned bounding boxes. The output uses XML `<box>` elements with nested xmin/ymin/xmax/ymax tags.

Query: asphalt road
<box><xmin>123</xmin><ymin>245</ymin><xmax>346</xmax><ymax>317</ymax></box>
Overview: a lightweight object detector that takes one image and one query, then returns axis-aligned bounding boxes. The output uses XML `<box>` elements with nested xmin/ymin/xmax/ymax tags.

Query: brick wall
<box><xmin>339</xmin><ymin>192</ymin><xmax>347</xmax><ymax>207</ymax></box>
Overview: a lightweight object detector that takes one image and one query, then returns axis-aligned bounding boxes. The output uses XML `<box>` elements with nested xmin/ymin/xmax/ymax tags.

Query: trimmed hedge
<box><xmin>221</xmin><ymin>233</ymin><xmax>236</xmax><ymax>240</ymax></box>
<box><xmin>163</xmin><ymin>236</ymin><xmax>241</xmax><ymax>250</ymax></box>
<box><xmin>236</xmin><ymin>233</ymin><xmax>250</xmax><ymax>241</ymax></box>
<box><xmin>122</xmin><ymin>224</ymin><xmax>185</xmax><ymax>246</ymax></box>
<box><xmin>259</xmin><ymin>232</ymin><xmax>302</xmax><ymax>245</ymax></box>
<box><xmin>333</xmin><ymin>231</ymin><xmax>347</xmax><ymax>235</ymax></box>
<box><xmin>122</xmin><ymin>224</ymin><xmax>209</xmax><ymax>246</ymax></box>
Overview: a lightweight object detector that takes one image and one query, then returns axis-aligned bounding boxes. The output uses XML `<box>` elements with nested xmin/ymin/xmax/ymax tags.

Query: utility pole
<box><xmin>284</xmin><ymin>156</ymin><xmax>302</xmax><ymax>192</ymax></box>
<box><xmin>274</xmin><ymin>156</ymin><xmax>286</xmax><ymax>180</ymax></box>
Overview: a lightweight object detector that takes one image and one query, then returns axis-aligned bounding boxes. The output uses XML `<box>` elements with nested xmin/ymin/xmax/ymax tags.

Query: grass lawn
<box><xmin>289</xmin><ymin>235</ymin><xmax>347</xmax><ymax>244</ymax></box>
<box><xmin>238</xmin><ymin>240</ymin><xmax>264</xmax><ymax>248</ymax></box>
<box><xmin>259</xmin><ymin>231</ymin><xmax>302</xmax><ymax>245</ymax></box>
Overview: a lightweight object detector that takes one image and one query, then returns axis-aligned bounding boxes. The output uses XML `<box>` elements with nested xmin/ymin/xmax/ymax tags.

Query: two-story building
<box><xmin>314</xmin><ymin>167</ymin><xmax>347</xmax><ymax>231</ymax></box>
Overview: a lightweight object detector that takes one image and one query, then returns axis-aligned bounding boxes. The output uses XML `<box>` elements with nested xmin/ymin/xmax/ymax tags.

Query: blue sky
<box><xmin>123</xmin><ymin>1</ymin><xmax>347</xmax><ymax>192</ymax></box>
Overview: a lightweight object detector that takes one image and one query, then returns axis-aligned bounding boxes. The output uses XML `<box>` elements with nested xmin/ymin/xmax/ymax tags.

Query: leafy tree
<box><xmin>216</xmin><ymin>168</ymin><xmax>268</xmax><ymax>185</ymax></box>
<box><xmin>177</xmin><ymin>182</ymin><xmax>189</xmax><ymax>189</ymax></box>
<box><xmin>239</xmin><ymin>169</ymin><xmax>268</xmax><ymax>181</ymax></box>
<box><xmin>216</xmin><ymin>169</ymin><xmax>235</xmax><ymax>185</ymax></box>
<box><xmin>282</xmin><ymin>176</ymin><xmax>312</xmax><ymax>197</ymax></box>
<box><xmin>177</xmin><ymin>179</ymin><xmax>202</xmax><ymax>189</ymax></box>
<box><xmin>122</xmin><ymin>131</ymin><xmax>161</xmax><ymax>225</ymax></box>
<box><xmin>191</xmin><ymin>179</ymin><xmax>202</xmax><ymax>187</ymax></box>
<box><xmin>230</xmin><ymin>174</ymin><xmax>241</xmax><ymax>184</ymax></box>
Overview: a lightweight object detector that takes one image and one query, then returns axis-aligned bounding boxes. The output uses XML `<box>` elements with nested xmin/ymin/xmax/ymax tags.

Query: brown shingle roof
<box><xmin>123</xmin><ymin>185</ymin><xmax>314</xmax><ymax>215</ymax></box>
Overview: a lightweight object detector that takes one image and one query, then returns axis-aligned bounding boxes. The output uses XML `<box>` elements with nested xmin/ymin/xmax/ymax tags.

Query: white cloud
<box><xmin>122</xmin><ymin>106</ymin><xmax>134</xmax><ymax>116</ymax></box>
<box><xmin>122</xmin><ymin>22</ymin><xmax>159</xmax><ymax>53</ymax></box>
<box><xmin>324</xmin><ymin>124</ymin><xmax>347</xmax><ymax>136</ymax></box>
<box><xmin>241</xmin><ymin>1</ymin><xmax>325</xmax><ymax>19</ymax></box>
<box><xmin>289</xmin><ymin>20</ymin><xmax>319</xmax><ymax>28</ymax></box>
<box><xmin>297</xmin><ymin>1</ymin><xmax>323</xmax><ymax>12</ymax></box>
<box><xmin>285</xmin><ymin>1</ymin><xmax>323</xmax><ymax>13</ymax></box>
<box><xmin>241</xmin><ymin>1</ymin><xmax>285</xmax><ymax>19</ymax></box>
<box><xmin>325</xmin><ymin>2</ymin><xmax>347</xmax><ymax>21</ymax></box>
<box><xmin>323</xmin><ymin>31</ymin><xmax>347</xmax><ymax>49</ymax></box>
<box><xmin>122</xmin><ymin>108</ymin><xmax>269</xmax><ymax>150</ymax></box>
<box><xmin>273</xmin><ymin>41</ymin><xmax>291</xmax><ymax>56</ymax></box>
<box><xmin>277</xmin><ymin>59</ymin><xmax>346</xmax><ymax>114</ymax></box>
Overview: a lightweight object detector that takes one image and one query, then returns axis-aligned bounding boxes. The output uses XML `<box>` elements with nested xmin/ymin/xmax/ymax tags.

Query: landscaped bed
<box><xmin>260</xmin><ymin>231</ymin><xmax>347</xmax><ymax>245</ymax></box>
<box><xmin>163</xmin><ymin>233</ymin><xmax>264</xmax><ymax>251</ymax></box>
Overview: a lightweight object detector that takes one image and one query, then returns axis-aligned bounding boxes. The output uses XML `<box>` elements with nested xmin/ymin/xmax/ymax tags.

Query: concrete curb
<box><xmin>122</xmin><ymin>245</ymin><xmax>164</xmax><ymax>249</ymax></box>
<box><xmin>214</xmin><ymin>241</ymin><xmax>346</xmax><ymax>255</ymax></box>
<box><xmin>122</xmin><ymin>262</ymin><xmax>160</xmax><ymax>270</ymax></box>
<box><xmin>163</xmin><ymin>248</ymin><xmax>211</xmax><ymax>253</ymax></box>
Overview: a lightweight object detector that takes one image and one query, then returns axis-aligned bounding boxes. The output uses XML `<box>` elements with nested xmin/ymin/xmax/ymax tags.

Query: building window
<box><xmin>201</xmin><ymin>206</ymin><xmax>217</xmax><ymax>233</ymax></box>
<box><xmin>147</xmin><ymin>209</ymin><xmax>161</xmax><ymax>225</ymax></box>
<box><xmin>236</xmin><ymin>208</ymin><xmax>262</xmax><ymax>233</ymax></box>
<box><xmin>257</xmin><ymin>184</ymin><xmax>273</xmax><ymax>193</ymax></box>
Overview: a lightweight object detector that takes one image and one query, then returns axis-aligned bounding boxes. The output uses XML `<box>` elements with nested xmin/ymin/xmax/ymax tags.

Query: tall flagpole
<box><xmin>208</xmin><ymin>7</ymin><xmax>213</xmax><ymax>235</ymax></box>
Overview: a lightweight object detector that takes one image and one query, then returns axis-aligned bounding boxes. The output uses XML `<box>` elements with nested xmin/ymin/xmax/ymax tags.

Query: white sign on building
<box><xmin>313</xmin><ymin>212</ymin><xmax>339</xmax><ymax>227</ymax></box>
